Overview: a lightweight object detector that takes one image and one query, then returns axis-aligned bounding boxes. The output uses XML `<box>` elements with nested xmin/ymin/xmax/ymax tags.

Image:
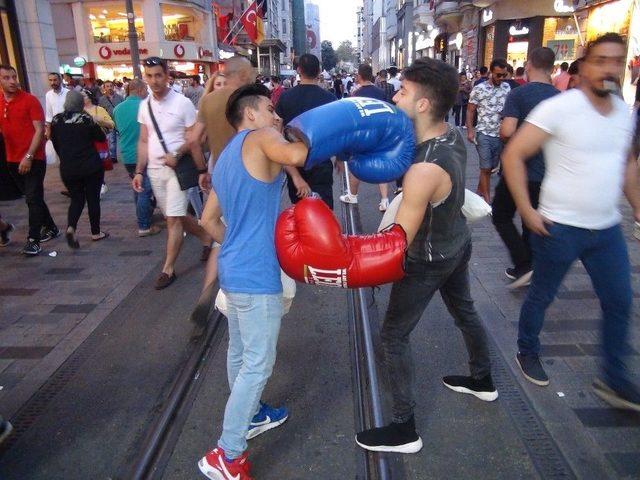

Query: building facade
<box><xmin>50</xmin><ymin>0</ymin><xmax>218</xmax><ymax>80</ymax></box>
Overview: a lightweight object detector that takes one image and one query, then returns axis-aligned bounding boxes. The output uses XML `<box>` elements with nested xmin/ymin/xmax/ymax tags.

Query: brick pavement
<box><xmin>0</xmin><ymin>164</ymin><xmax>168</xmax><ymax>418</ymax></box>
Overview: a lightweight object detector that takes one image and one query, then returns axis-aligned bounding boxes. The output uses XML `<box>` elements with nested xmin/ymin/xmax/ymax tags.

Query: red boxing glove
<box><xmin>275</xmin><ymin>198</ymin><xmax>407</xmax><ymax>288</ymax></box>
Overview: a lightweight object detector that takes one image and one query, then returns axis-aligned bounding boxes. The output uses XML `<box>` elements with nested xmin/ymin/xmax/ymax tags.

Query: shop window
<box><xmin>282</xmin><ymin>19</ymin><xmax>287</xmax><ymax>35</ymax></box>
<box><xmin>543</xmin><ymin>17</ymin><xmax>580</xmax><ymax>63</ymax></box>
<box><xmin>88</xmin><ymin>2</ymin><xmax>144</xmax><ymax>43</ymax></box>
<box><xmin>162</xmin><ymin>3</ymin><xmax>204</xmax><ymax>42</ymax></box>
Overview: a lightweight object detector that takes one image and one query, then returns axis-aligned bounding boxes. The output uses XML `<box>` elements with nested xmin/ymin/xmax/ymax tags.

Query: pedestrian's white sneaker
<box><xmin>379</xmin><ymin>198</ymin><xmax>390</xmax><ymax>212</ymax></box>
<box><xmin>100</xmin><ymin>184</ymin><xmax>108</xmax><ymax>197</ymax></box>
<box><xmin>339</xmin><ymin>193</ymin><xmax>358</xmax><ymax>204</ymax></box>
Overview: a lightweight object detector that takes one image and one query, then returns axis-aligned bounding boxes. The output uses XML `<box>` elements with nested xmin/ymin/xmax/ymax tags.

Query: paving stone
<box><xmin>604</xmin><ymin>452</ymin><xmax>640</xmax><ymax>476</ymax></box>
<box><xmin>118</xmin><ymin>250</ymin><xmax>152</xmax><ymax>257</ymax></box>
<box><xmin>0</xmin><ymin>346</ymin><xmax>53</xmax><ymax>359</ymax></box>
<box><xmin>50</xmin><ymin>304</ymin><xmax>97</xmax><ymax>314</ymax></box>
<box><xmin>541</xmin><ymin>344</ymin><xmax>584</xmax><ymax>357</ymax></box>
<box><xmin>574</xmin><ymin>408</ymin><xmax>640</xmax><ymax>428</ymax></box>
<box><xmin>45</xmin><ymin>268</ymin><xmax>84</xmax><ymax>275</ymax></box>
<box><xmin>0</xmin><ymin>288</ymin><xmax>38</xmax><ymax>296</ymax></box>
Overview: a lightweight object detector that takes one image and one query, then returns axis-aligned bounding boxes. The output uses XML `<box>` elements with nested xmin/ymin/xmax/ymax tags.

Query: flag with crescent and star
<box><xmin>240</xmin><ymin>0</ymin><xmax>265</xmax><ymax>45</ymax></box>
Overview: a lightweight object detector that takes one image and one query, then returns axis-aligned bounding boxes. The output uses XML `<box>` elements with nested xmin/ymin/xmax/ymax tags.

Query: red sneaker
<box><xmin>198</xmin><ymin>447</ymin><xmax>253</xmax><ymax>480</ymax></box>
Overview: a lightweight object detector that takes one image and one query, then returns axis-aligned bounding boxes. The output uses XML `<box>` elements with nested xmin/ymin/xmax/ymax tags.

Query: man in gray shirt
<box><xmin>183</xmin><ymin>77</ymin><xmax>205</xmax><ymax>109</ymax></box>
<box><xmin>98</xmin><ymin>80</ymin><xmax>123</xmax><ymax>161</ymax></box>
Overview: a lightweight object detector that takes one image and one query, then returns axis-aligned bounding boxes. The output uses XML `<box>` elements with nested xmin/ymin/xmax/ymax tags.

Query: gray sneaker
<box><xmin>516</xmin><ymin>353</ymin><xmax>549</xmax><ymax>386</ymax></box>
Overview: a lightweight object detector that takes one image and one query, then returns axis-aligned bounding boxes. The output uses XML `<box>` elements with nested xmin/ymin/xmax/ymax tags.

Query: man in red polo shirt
<box><xmin>0</xmin><ymin>64</ymin><xmax>58</xmax><ymax>255</ymax></box>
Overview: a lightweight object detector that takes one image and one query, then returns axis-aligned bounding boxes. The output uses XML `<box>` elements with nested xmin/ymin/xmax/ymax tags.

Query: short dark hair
<box><xmin>402</xmin><ymin>57</ymin><xmax>458</xmax><ymax>121</ymax></box>
<box><xmin>506</xmin><ymin>64</ymin><xmax>514</xmax><ymax>74</ymax></box>
<box><xmin>104</xmin><ymin>79</ymin><xmax>114</xmax><ymax>85</ymax></box>
<box><xmin>560</xmin><ymin>62</ymin><xmax>569</xmax><ymax>71</ymax></box>
<box><xmin>48</xmin><ymin>72</ymin><xmax>61</xmax><ymax>79</ymax></box>
<box><xmin>388</xmin><ymin>66</ymin><xmax>398</xmax><ymax>77</ymax></box>
<box><xmin>528</xmin><ymin>47</ymin><xmax>555</xmax><ymax>72</ymax></box>
<box><xmin>490</xmin><ymin>58</ymin><xmax>508</xmax><ymax>71</ymax></box>
<box><xmin>479</xmin><ymin>66</ymin><xmax>488</xmax><ymax>75</ymax></box>
<box><xmin>515</xmin><ymin>66</ymin><xmax>525</xmax><ymax>76</ymax></box>
<box><xmin>225</xmin><ymin>84</ymin><xmax>271</xmax><ymax>129</ymax></box>
<box><xmin>0</xmin><ymin>64</ymin><xmax>16</xmax><ymax>73</ymax></box>
<box><xmin>358</xmin><ymin>64</ymin><xmax>375</xmax><ymax>82</ymax></box>
<box><xmin>568</xmin><ymin>58</ymin><xmax>583</xmax><ymax>75</ymax></box>
<box><xmin>271</xmin><ymin>75</ymin><xmax>281</xmax><ymax>84</ymax></box>
<box><xmin>379</xmin><ymin>68</ymin><xmax>388</xmax><ymax>76</ymax></box>
<box><xmin>143</xmin><ymin>56</ymin><xmax>168</xmax><ymax>73</ymax></box>
<box><xmin>585</xmin><ymin>32</ymin><xmax>626</xmax><ymax>59</ymax></box>
<box><xmin>298</xmin><ymin>54</ymin><xmax>320</xmax><ymax>79</ymax></box>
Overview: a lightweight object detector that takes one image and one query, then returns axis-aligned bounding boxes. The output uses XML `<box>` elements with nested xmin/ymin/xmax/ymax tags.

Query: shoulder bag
<box><xmin>147</xmin><ymin>100</ymin><xmax>199</xmax><ymax>190</ymax></box>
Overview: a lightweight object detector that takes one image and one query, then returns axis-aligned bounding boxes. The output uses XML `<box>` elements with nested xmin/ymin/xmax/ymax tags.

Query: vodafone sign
<box><xmin>198</xmin><ymin>46</ymin><xmax>213</xmax><ymax>58</ymax></box>
<box><xmin>98</xmin><ymin>45</ymin><xmax>148</xmax><ymax>60</ymax></box>
<box><xmin>174</xmin><ymin>44</ymin><xmax>185</xmax><ymax>58</ymax></box>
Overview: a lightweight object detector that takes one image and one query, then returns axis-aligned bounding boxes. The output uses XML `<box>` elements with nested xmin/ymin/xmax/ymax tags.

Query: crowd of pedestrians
<box><xmin>1</xmin><ymin>30</ymin><xmax>639</xmax><ymax>480</ymax></box>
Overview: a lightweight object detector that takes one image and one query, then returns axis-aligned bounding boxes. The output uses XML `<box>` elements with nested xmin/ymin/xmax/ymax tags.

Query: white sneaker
<box><xmin>379</xmin><ymin>198</ymin><xmax>390</xmax><ymax>211</ymax></box>
<box><xmin>100</xmin><ymin>184</ymin><xmax>108</xmax><ymax>197</ymax></box>
<box><xmin>339</xmin><ymin>193</ymin><xmax>358</xmax><ymax>204</ymax></box>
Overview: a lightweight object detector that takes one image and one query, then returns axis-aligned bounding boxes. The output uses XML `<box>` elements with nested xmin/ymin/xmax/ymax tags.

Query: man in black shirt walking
<box><xmin>276</xmin><ymin>54</ymin><xmax>337</xmax><ymax>208</ymax></box>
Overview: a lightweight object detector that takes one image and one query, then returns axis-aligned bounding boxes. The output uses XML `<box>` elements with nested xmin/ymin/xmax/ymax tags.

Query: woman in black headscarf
<box><xmin>50</xmin><ymin>89</ymin><xmax>109</xmax><ymax>248</ymax></box>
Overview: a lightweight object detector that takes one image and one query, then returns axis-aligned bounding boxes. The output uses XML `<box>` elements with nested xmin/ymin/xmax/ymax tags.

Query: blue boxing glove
<box><xmin>285</xmin><ymin>97</ymin><xmax>415</xmax><ymax>184</ymax></box>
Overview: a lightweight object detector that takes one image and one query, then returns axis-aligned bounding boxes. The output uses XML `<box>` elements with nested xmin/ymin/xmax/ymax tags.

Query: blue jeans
<box><xmin>107</xmin><ymin>130</ymin><xmax>118</xmax><ymax>160</ymax></box>
<box><xmin>187</xmin><ymin>186</ymin><xmax>203</xmax><ymax>219</ymax></box>
<box><xmin>518</xmin><ymin>223</ymin><xmax>633</xmax><ymax>390</ymax></box>
<box><xmin>125</xmin><ymin>165</ymin><xmax>153</xmax><ymax>230</ymax></box>
<box><xmin>218</xmin><ymin>292</ymin><xmax>283</xmax><ymax>459</ymax></box>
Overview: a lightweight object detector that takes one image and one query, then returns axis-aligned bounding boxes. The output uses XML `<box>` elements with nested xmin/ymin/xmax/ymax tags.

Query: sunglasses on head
<box><xmin>143</xmin><ymin>57</ymin><xmax>166</xmax><ymax>68</ymax></box>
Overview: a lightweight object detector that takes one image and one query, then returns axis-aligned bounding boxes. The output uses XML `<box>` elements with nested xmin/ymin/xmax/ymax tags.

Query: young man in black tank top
<box><xmin>356</xmin><ymin>58</ymin><xmax>497</xmax><ymax>454</ymax></box>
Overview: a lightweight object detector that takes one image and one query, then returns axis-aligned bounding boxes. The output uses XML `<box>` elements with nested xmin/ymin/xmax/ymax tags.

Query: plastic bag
<box><xmin>215</xmin><ymin>270</ymin><xmax>297</xmax><ymax>316</ymax></box>
<box><xmin>378</xmin><ymin>189</ymin><xmax>491</xmax><ymax>232</ymax></box>
<box><xmin>45</xmin><ymin>140</ymin><xmax>58</xmax><ymax>165</ymax></box>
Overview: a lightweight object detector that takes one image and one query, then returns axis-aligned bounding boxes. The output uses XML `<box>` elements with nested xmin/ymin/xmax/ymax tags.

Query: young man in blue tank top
<box><xmin>197</xmin><ymin>84</ymin><xmax>307</xmax><ymax>480</ymax></box>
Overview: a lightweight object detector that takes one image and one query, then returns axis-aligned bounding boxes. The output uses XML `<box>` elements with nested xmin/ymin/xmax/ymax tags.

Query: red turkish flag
<box><xmin>240</xmin><ymin>0</ymin><xmax>264</xmax><ymax>44</ymax></box>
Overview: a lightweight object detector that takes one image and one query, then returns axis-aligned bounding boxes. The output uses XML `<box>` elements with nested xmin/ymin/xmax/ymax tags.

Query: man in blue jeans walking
<box><xmin>113</xmin><ymin>79</ymin><xmax>159</xmax><ymax>237</ymax></box>
<box><xmin>197</xmin><ymin>84</ymin><xmax>308</xmax><ymax>480</ymax></box>
<box><xmin>503</xmin><ymin>32</ymin><xmax>640</xmax><ymax>411</ymax></box>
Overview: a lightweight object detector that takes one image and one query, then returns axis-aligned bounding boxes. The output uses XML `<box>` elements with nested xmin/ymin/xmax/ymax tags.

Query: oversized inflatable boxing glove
<box><xmin>285</xmin><ymin>97</ymin><xmax>415</xmax><ymax>184</ymax></box>
<box><xmin>275</xmin><ymin>197</ymin><xmax>407</xmax><ymax>288</ymax></box>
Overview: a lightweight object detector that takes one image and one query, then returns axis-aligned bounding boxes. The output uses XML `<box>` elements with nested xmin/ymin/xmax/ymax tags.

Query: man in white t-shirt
<box><xmin>132</xmin><ymin>57</ymin><xmax>211</xmax><ymax>290</ymax></box>
<box><xmin>503</xmin><ymin>33</ymin><xmax>640</xmax><ymax>411</ymax></box>
<box><xmin>388</xmin><ymin>66</ymin><xmax>401</xmax><ymax>92</ymax></box>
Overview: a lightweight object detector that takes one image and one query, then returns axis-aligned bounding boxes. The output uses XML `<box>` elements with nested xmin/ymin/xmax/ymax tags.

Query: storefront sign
<box><xmin>509</xmin><ymin>24</ymin><xmax>530</xmax><ymax>36</ymax></box>
<box><xmin>198</xmin><ymin>47</ymin><xmax>213</xmax><ymax>58</ymax></box>
<box><xmin>482</xmin><ymin>9</ymin><xmax>494</xmax><ymax>25</ymax></box>
<box><xmin>174</xmin><ymin>44</ymin><xmax>185</xmax><ymax>58</ymax></box>
<box><xmin>546</xmin><ymin>39</ymin><xmax>576</xmax><ymax>61</ymax></box>
<box><xmin>554</xmin><ymin>0</ymin><xmax>575</xmax><ymax>13</ymax></box>
<box><xmin>73</xmin><ymin>56</ymin><xmax>87</xmax><ymax>67</ymax></box>
<box><xmin>98</xmin><ymin>46</ymin><xmax>149</xmax><ymax>60</ymax></box>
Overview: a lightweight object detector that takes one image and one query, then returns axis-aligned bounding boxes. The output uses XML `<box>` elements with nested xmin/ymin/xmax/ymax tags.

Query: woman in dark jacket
<box><xmin>50</xmin><ymin>90</ymin><xmax>109</xmax><ymax>248</ymax></box>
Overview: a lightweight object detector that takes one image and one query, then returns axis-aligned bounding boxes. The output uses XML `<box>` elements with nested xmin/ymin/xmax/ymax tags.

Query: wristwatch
<box><xmin>171</xmin><ymin>150</ymin><xmax>179</xmax><ymax>159</ymax></box>
<box><xmin>25</xmin><ymin>153</ymin><xmax>34</xmax><ymax>160</ymax></box>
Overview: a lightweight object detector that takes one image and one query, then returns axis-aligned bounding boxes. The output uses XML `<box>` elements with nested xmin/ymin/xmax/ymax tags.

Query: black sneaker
<box><xmin>0</xmin><ymin>223</ymin><xmax>14</xmax><ymax>247</ymax></box>
<box><xmin>508</xmin><ymin>269</ymin><xmax>533</xmax><ymax>289</ymax></box>
<box><xmin>516</xmin><ymin>353</ymin><xmax>549</xmax><ymax>386</ymax></box>
<box><xmin>0</xmin><ymin>419</ymin><xmax>13</xmax><ymax>445</ymax></box>
<box><xmin>21</xmin><ymin>239</ymin><xmax>41</xmax><ymax>256</ymax></box>
<box><xmin>40</xmin><ymin>226</ymin><xmax>60</xmax><ymax>243</ymax></box>
<box><xmin>442</xmin><ymin>374</ymin><xmax>499</xmax><ymax>401</ymax></box>
<box><xmin>593</xmin><ymin>378</ymin><xmax>640</xmax><ymax>412</ymax></box>
<box><xmin>355</xmin><ymin>415</ymin><xmax>423</xmax><ymax>453</ymax></box>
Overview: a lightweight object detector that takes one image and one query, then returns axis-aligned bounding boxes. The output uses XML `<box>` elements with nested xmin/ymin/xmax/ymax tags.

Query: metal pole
<box><xmin>125</xmin><ymin>0</ymin><xmax>142</xmax><ymax>78</ymax></box>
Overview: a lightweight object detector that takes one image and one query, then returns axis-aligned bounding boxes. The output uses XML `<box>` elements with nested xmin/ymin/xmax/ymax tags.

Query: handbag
<box><xmin>147</xmin><ymin>101</ymin><xmax>199</xmax><ymax>190</ymax></box>
<box><xmin>94</xmin><ymin>139</ymin><xmax>113</xmax><ymax>171</ymax></box>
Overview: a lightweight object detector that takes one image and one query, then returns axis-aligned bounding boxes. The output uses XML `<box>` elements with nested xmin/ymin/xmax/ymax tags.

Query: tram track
<box><xmin>129</xmin><ymin>180</ymin><xmax>405</xmax><ymax>479</ymax></box>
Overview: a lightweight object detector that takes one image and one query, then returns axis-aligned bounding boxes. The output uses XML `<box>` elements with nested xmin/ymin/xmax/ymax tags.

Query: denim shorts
<box><xmin>476</xmin><ymin>133</ymin><xmax>503</xmax><ymax>170</ymax></box>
